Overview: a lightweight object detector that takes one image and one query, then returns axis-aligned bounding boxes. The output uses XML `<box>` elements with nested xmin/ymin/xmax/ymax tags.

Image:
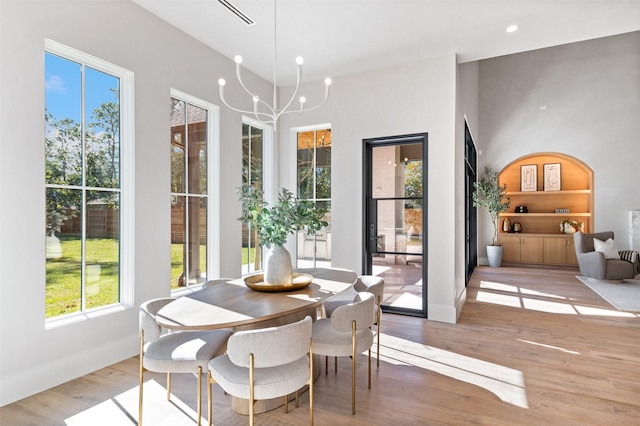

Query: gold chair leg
<box><xmin>295</xmin><ymin>389</ymin><xmax>300</xmax><ymax>408</ymax></box>
<box><xmin>249</xmin><ymin>354</ymin><xmax>255</xmax><ymax>426</ymax></box>
<box><xmin>377</xmin><ymin>300</ymin><xmax>382</xmax><ymax>369</ymax></box>
<box><xmin>196</xmin><ymin>366</ymin><xmax>202</xmax><ymax>426</ymax></box>
<box><xmin>285</xmin><ymin>394</ymin><xmax>289</xmax><ymax>413</ymax></box>
<box><xmin>351</xmin><ymin>320</ymin><xmax>356</xmax><ymax>415</ymax></box>
<box><xmin>166</xmin><ymin>372</ymin><xmax>171</xmax><ymax>400</ymax></box>
<box><xmin>139</xmin><ymin>331</ymin><xmax>144</xmax><ymax>426</ymax></box>
<box><xmin>310</xmin><ymin>339</ymin><xmax>314</xmax><ymax>426</ymax></box>
<box><xmin>368</xmin><ymin>348</ymin><xmax>371</xmax><ymax>389</ymax></box>
<box><xmin>207</xmin><ymin>371</ymin><xmax>213</xmax><ymax>426</ymax></box>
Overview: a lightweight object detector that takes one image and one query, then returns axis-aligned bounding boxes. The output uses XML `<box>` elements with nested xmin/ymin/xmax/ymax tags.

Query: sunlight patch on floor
<box><xmin>371</xmin><ymin>264</ymin><xmax>392</xmax><ymax>275</ymax></box>
<box><xmin>573</xmin><ymin>305</ymin><xmax>637</xmax><ymax>317</ymax></box>
<box><xmin>477</xmin><ymin>281</ymin><xmax>637</xmax><ymax>317</ymax></box>
<box><xmin>65</xmin><ymin>379</ymin><xmax>200</xmax><ymax>426</ymax></box>
<box><xmin>384</xmin><ymin>291</ymin><xmax>423</xmax><ymax>309</ymax></box>
<box><xmin>517</xmin><ymin>339</ymin><xmax>580</xmax><ymax>355</ymax></box>
<box><xmin>480</xmin><ymin>280</ymin><xmax>574</xmax><ymax>300</ymax></box>
<box><xmin>378</xmin><ymin>334</ymin><xmax>529</xmax><ymax>409</ymax></box>
<box><xmin>521</xmin><ymin>297</ymin><xmax>578</xmax><ymax>314</ymax></box>
<box><xmin>476</xmin><ymin>290</ymin><xmax>523</xmax><ymax>308</ymax></box>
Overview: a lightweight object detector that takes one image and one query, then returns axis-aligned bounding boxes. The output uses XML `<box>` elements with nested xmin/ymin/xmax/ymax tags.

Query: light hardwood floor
<box><xmin>2</xmin><ymin>266</ymin><xmax>639</xmax><ymax>425</ymax></box>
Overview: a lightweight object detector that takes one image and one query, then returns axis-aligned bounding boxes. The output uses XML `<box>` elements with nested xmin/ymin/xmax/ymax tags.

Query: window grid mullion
<box><xmin>80</xmin><ymin>63</ymin><xmax>87</xmax><ymax>312</ymax></box>
<box><xmin>311</xmin><ymin>130</ymin><xmax>318</xmax><ymax>266</ymax></box>
<box><xmin>247</xmin><ymin>125</ymin><xmax>253</xmax><ymax>270</ymax></box>
<box><xmin>183</xmin><ymin>105</ymin><xmax>190</xmax><ymax>286</ymax></box>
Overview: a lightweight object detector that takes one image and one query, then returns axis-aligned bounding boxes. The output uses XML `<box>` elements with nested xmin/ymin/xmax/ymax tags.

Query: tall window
<box><xmin>44</xmin><ymin>40</ymin><xmax>133</xmax><ymax>319</ymax></box>
<box><xmin>170</xmin><ymin>96</ymin><xmax>210</xmax><ymax>289</ymax></box>
<box><xmin>241</xmin><ymin>122</ymin><xmax>263</xmax><ymax>275</ymax></box>
<box><xmin>296</xmin><ymin>128</ymin><xmax>331</xmax><ymax>267</ymax></box>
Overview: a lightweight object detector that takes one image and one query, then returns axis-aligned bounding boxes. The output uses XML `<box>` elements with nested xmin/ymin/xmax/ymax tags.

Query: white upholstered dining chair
<box><xmin>207</xmin><ymin>316</ymin><xmax>314</xmax><ymax>426</ymax></box>
<box><xmin>323</xmin><ymin>275</ymin><xmax>384</xmax><ymax>368</ymax></box>
<box><xmin>313</xmin><ymin>291</ymin><xmax>375</xmax><ymax>415</ymax></box>
<box><xmin>139</xmin><ymin>297</ymin><xmax>232</xmax><ymax>426</ymax></box>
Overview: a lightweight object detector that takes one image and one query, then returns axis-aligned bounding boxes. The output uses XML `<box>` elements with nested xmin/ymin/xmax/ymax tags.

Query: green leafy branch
<box><xmin>238</xmin><ymin>186</ymin><xmax>328</xmax><ymax>248</ymax></box>
<box><xmin>473</xmin><ymin>167</ymin><xmax>510</xmax><ymax>246</ymax></box>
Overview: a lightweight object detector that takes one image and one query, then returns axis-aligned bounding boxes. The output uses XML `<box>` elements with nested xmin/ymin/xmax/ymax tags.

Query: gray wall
<box><xmin>476</xmin><ymin>32</ymin><xmax>640</xmax><ymax>259</ymax></box>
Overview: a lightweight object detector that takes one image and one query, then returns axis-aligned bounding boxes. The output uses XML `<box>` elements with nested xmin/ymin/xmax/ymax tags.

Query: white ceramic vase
<box><xmin>264</xmin><ymin>245</ymin><xmax>294</xmax><ymax>285</ymax></box>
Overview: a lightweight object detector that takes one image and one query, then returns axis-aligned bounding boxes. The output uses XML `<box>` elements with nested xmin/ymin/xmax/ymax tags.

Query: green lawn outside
<box><xmin>170</xmin><ymin>243</ymin><xmax>209</xmax><ymax>288</ymax></box>
<box><xmin>46</xmin><ymin>236</ymin><xmax>119</xmax><ymax>318</ymax></box>
<box><xmin>47</xmin><ymin>239</ymin><xmax>256</xmax><ymax>317</ymax></box>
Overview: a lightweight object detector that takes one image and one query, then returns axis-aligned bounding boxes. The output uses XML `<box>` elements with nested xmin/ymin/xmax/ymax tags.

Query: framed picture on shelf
<box><xmin>544</xmin><ymin>163</ymin><xmax>561</xmax><ymax>191</ymax></box>
<box><xmin>520</xmin><ymin>164</ymin><xmax>537</xmax><ymax>192</ymax></box>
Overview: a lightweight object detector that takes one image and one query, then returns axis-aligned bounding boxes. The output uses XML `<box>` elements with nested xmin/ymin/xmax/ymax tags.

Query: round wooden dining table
<box><xmin>155</xmin><ymin>267</ymin><xmax>357</xmax><ymax>415</ymax></box>
<box><xmin>156</xmin><ymin>267</ymin><xmax>357</xmax><ymax>331</ymax></box>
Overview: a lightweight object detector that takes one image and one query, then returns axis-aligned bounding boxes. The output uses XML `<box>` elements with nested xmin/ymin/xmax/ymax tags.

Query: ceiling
<box><xmin>132</xmin><ymin>0</ymin><xmax>640</xmax><ymax>86</ymax></box>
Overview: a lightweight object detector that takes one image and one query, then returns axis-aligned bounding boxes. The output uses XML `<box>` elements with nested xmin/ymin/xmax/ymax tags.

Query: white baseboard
<box><xmin>0</xmin><ymin>334</ymin><xmax>139</xmax><ymax>407</ymax></box>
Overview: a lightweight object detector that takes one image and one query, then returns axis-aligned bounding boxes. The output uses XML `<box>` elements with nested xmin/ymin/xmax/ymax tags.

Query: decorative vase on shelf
<box><xmin>560</xmin><ymin>220</ymin><xmax>584</xmax><ymax>234</ymax></box>
<box><xmin>263</xmin><ymin>245</ymin><xmax>294</xmax><ymax>285</ymax></box>
<box><xmin>513</xmin><ymin>222</ymin><xmax>522</xmax><ymax>233</ymax></box>
<box><xmin>502</xmin><ymin>218</ymin><xmax>511</xmax><ymax>233</ymax></box>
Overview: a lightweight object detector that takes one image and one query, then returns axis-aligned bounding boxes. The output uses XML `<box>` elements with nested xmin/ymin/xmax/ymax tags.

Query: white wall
<box><xmin>476</xmin><ymin>31</ymin><xmax>640</xmax><ymax>259</ymax></box>
<box><xmin>0</xmin><ymin>0</ymin><xmax>272</xmax><ymax>405</ymax></box>
<box><xmin>280</xmin><ymin>55</ymin><xmax>463</xmax><ymax>324</ymax></box>
<box><xmin>455</xmin><ymin>60</ymin><xmax>480</xmax><ymax>314</ymax></box>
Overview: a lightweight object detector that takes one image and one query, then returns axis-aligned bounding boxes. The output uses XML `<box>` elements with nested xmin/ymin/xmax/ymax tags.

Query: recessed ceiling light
<box><xmin>506</xmin><ymin>25</ymin><xmax>519</xmax><ymax>33</ymax></box>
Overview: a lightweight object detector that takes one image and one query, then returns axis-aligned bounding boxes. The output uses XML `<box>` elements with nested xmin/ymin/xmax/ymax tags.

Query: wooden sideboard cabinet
<box><xmin>499</xmin><ymin>233</ymin><xmax>578</xmax><ymax>266</ymax></box>
<box><xmin>542</xmin><ymin>235</ymin><xmax>578</xmax><ymax>266</ymax></box>
<box><xmin>499</xmin><ymin>234</ymin><xmax>543</xmax><ymax>264</ymax></box>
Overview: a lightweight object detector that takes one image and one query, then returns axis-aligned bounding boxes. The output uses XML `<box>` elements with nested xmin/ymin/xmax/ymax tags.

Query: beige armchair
<box><xmin>573</xmin><ymin>231</ymin><xmax>635</xmax><ymax>280</ymax></box>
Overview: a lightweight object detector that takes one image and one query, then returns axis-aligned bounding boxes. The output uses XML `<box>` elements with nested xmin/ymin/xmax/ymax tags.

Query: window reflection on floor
<box><xmin>373</xmin><ymin>260</ymin><xmax>422</xmax><ymax>310</ymax></box>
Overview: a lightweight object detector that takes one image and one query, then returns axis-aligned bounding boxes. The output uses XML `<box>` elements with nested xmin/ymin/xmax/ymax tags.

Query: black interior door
<box><xmin>464</xmin><ymin>121</ymin><xmax>477</xmax><ymax>284</ymax></box>
<box><xmin>363</xmin><ymin>133</ymin><xmax>428</xmax><ymax>317</ymax></box>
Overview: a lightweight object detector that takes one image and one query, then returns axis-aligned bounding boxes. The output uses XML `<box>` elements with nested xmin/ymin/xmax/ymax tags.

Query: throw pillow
<box><xmin>593</xmin><ymin>238</ymin><xmax>620</xmax><ymax>259</ymax></box>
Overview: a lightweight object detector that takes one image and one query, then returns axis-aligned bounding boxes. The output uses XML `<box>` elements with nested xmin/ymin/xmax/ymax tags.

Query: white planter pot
<box><xmin>486</xmin><ymin>245</ymin><xmax>503</xmax><ymax>268</ymax></box>
<box><xmin>264</xmin><ymin>245</ymin><xmax>294</xmax><ymax>285</ymax></box>
<box><xmin>46</xmin><ymin>235</ymin><xmax>62</xmax><ymax>259</ymax></box>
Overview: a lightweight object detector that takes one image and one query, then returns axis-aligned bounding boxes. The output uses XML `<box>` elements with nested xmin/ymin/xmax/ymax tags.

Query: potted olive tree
<box><xmin>238</xmin><ymin>186</ymin><xmax>327</xmax><ymax>285</ymax></box>
<box><xmin>473</xmin><ymin>167</ymin><xmax>510</xmax><ymax>267</ymax></box>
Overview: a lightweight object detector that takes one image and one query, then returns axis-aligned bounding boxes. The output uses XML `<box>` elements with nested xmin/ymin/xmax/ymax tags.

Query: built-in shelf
<box><xmin>501</xmin><ymin>212</ymin><xmax>591</xmax><ymax>217</ymax></box>
<box><xmin>497</xmin><ymin>152</ymin><xmax>593</xmax><ymax>265</ymax></box>
<box><xmin>506</xmin><ymin>189</ymin><xmax>590</xmax><ymax>196</ymax></box>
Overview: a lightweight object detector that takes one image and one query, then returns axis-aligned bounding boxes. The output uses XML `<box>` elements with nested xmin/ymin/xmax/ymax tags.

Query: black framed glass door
<box><xmin>363</xmin><ymin>133</ymin><xmax>427</xmax><ymax>317</ymax></box>
<box><xmin>465</xmin><ymin>120</ymin><xmax>477</xmax><ymax>284</ymax></box>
